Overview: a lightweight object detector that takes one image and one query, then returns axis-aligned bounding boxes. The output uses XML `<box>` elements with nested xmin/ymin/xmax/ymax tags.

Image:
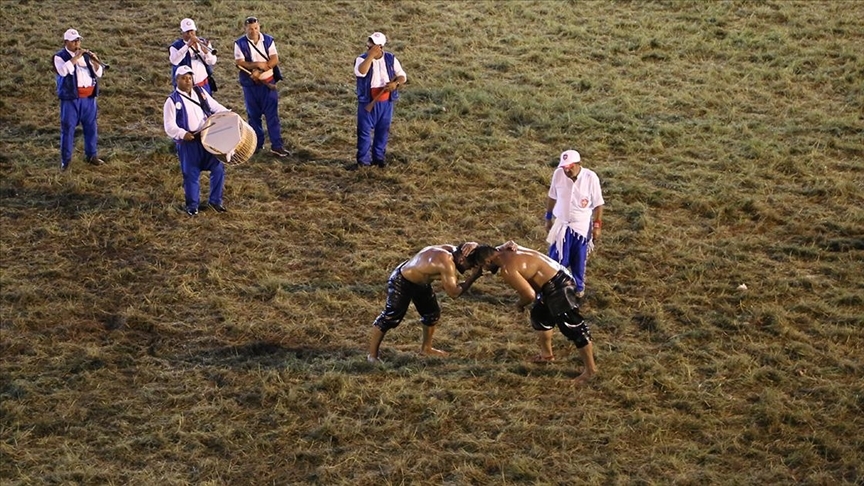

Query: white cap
<box><xmin>369</xmin><ymin>32</ymin><xmax>387</xmax><ymax>46</ymax></box>
<box><xmin>64</xmin><ymin>29</ymin><xmax>81</xmax><ymax>41</ymax></box>
<box><xmin>175</xmin><ymin>65</ymin><xmax>194</xmax><ymax>78</ymax></box>
<box><xmin>180</xmin><ymin>18</ymin><xmax>197</xmax><ymax>32</ymax></box>
<box><xmin>558</xmin><ymin>150</ymin><xmax>581</xmax><ymax>167</ymax></box>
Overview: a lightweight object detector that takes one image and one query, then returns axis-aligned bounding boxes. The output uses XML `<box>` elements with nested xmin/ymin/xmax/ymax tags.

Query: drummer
<box><xmin>163</xmin><ymin>65</ymin><xmax>231</xmax><ymax>216</ymax></box>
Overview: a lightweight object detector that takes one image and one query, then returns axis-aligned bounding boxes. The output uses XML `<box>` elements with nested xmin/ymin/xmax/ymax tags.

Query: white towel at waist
<box><xmin>546</xmin><ymin>220</ymin><xmax>594</xmax><ymax>257</ymax></box>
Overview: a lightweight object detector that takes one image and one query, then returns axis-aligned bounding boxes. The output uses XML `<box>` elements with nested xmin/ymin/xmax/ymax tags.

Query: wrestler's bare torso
<box><xmin>492</xmin><ymin>246</ymin><xmax>565</xmax><ymax>304</ymax></box>
<box><xmin>400</xmin><ymin>245</ymin><xmax>458</xmax><ymax>286</ymax></box>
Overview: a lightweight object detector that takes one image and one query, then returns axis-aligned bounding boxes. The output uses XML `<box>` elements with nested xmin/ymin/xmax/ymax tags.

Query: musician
<box><xmin>233</xmin><ymin>16</ymin><xmax>290</xmax><ymax>157</ymax></box>
<box><xmin>169</xmin><ymin>18</ymin><xmax>218</xmax><ymax>94</ymax></box>
<box><xmin>53</xmin><ymin>28</ymin><xmax>106</xmax><ymax>171</ymax></box>
<box><xmin>163</xmin><ymin>66</ymin><xmax>231</xmax><ymax>216</ymax></box>
<box><xmin>349</xmin><ymin>31</ymin><xmax>407</xmax><ymax>171</ymax></box>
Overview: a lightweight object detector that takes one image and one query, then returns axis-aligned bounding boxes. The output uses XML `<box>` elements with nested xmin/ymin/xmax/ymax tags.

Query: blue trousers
<box><xmin>356</xmin><ymin>101</ymin><xmax>393</xmax><ymax>165</ymax></box>
<box><xmin>176</xmin><ymin>139</ymin><xmax>225</xmax><ymax>211</ymax></box>
<box><xmin>241</xmin><ymin>84</ymin><xmax>283</xmax><ymax>151</ymax></box>
<box><xmin>548</xmin><ymin>227</ymin><xmax>591</xmax><ymax>292</ymax></box>
<box><xmin>59</xmin><ymin>97</ymin><xmax>98</xmax><ymax>166</ymax></box>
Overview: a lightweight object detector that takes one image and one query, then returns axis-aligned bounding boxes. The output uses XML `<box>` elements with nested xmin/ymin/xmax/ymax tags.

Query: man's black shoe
<box><xmin>86</xmin><ymin>156</ymin><xmax>105</xmax><ymax>166</ymax></box>
<box><xmin>186</xmin><ymin>207</ymin><xmax>199</xmax><ymax>217</ymax></box>
<box><xmin>372</xmin><ymin>160</ymin><xmax>386</xmax><ymax>168</ymax></box>
<box><xmin>209</xmin><ymin>203</ymin><xmax>228</xmax><ymax>213</ymax></box>
<box><xmin>346</xmin><ymin>163</ymin><xmax>371</xmax><ymax>171</ymax></box>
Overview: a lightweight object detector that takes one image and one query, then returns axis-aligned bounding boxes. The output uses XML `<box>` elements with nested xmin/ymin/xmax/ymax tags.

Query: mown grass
<box><xmin>1</xmin><ymin>0</ymin><xmax>863</xmax><ymax>484</ymax></box>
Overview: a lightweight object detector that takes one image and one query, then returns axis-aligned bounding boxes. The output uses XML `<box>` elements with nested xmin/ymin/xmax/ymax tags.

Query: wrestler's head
<box><xmin>466</xmin><ymin>245</ymin><xmax>499</xmax><ymax>274</ymax></box>
<box><xmin>453</xmin><ymin>243</ymin><xmax>472</xmax><ymax>274</ymax></box>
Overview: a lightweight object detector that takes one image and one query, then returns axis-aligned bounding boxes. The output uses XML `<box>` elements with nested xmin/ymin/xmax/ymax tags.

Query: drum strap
<box><xmin>179</xmin><ymin>87</ymin><xmax>213</xmax><ymax>116</ymax></box>
<box><xmin>250</xmin><ymin>42</ymin><xmax>270</xmax><ymax>62</ymax></box>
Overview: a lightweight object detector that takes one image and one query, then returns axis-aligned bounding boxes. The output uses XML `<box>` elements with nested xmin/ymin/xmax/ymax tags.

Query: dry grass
<box><xmin>1</xmin><ymin>0</ymin><xmax>863</xmax><ymax>484</ymax></box>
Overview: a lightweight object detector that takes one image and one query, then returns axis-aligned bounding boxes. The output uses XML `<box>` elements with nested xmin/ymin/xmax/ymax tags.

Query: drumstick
<box><xmin>235</xmin><ymin>64</ymin><xmax>278</xmax><ymax>91</ymax></box>
<box><xmin>193</xmin><ymin>119</ymin><xmax>217</xmax><ymax>136</ymax></box>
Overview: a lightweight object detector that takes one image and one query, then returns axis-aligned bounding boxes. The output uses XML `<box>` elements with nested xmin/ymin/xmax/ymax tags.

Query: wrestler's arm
<box><xmin>500</xmin><ymin>268</ymin><xmax>536</xmax><ymax>311</ymax></box>
<box><xmin>438</xmin><ymin>255</ymin><xmax>468</xmax><ymax>299</ymax></box>
<box><xmin>458</xmin><ymin>267</ymin><xmax>483</xmax><ymax>294</ymax></box>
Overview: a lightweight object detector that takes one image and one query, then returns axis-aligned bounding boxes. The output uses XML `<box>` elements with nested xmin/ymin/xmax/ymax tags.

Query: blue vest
<box><xmin>234</xmin><ymin>34</ymin><xmax>283</xmax><ymax>87</ymax></box>
<box><xmin>355</xmin><ymin>52</ymin><xmax>400</xmax><ymax>104</ymax></box>
<box><xmin>55</xmin><ymin>49</ymin><xmax>98</xmax><ymax>100</ymax></box>
<box><xmin>169</xmin><ymin>38</ymin><xmax>216</xmax><ymax>90</ymax></box>
<box><xmin>169</xmin><ymin>87</ymin><xmax>212</xmax><ymax>138</ymax></box>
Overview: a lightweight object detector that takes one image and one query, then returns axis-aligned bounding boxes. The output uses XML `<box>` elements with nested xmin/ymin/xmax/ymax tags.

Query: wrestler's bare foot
<box><xmin>420</xmin><ymin>347</ymin><xmax>448</xmax><ymax>357</ymax></box>
<box><xmin>367</xmin><ymin>354</ymin><xmax>381</xmax><ymax>363</ymax></box>
<box><xmin>572</xmin><ymin>370</ymin><xmax>595</xmax><ymax>387</ymax></box>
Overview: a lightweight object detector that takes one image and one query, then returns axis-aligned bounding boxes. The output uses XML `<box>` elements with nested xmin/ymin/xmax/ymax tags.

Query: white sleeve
<box><xmin>267</xmin><ymin>40</ymin><xmax>278</xmax><ymax>56</ymax></box>
<box><xmin>590</xmin><ymin>173</ymin><xmax>605</xmax><ymax>207</ymax></box>
<box><xmin>393</xmin><ymin>56</ymin><xmax>406</xmax><ymax>81</ymax></box>
<box><xmin>54</xmin><ymin>55</ymin><xmax>74</xmax><ymax>76</ymax></box>
<box><xmin>203</xmin><ymin>92</ymin><xmax>230</xmax><ymax>114</ymax></box>
<box><xmin>203</xmin><ymin>41</ymin><xmax>217</xmax><ymax>65</ymax></box>
<box><xmin>169</xmin><ymin>43</ymin><xmax>189</xmax><ymax>65</ymax></box>
<box><xmin>233</xmin><ymin>42</ymin><xmax>244</xmax><ymax>61</ymax></box>
<box><xmin>353</xmin><ymin>56</ymin><xmax>367</xmax><ymax>77</ymax></box>
<box><xmin>547</xmin><ymin>170</ymin><xmax>560</xmax><ymax>199</ymax></box>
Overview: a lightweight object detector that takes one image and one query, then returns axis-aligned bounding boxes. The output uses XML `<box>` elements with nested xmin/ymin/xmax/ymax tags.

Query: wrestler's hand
<box><xmin>460</xmin><ymin>242</ymin><xmax>478</xmax><ymax>256</ymax></box>
<box><xmin>497</xmin><ymin>240</ymin><xmax>518</xmax><ymax>252</ymax></box>
<box><xmin>183</xmin><ymin>132</ymin><xmax>195</xmax><ymax>141</ymax></box>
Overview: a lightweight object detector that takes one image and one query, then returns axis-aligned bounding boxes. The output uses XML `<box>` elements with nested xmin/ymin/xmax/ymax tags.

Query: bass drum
<box><xmin>199</xmin><ymin>112</ymin><xmax>257</xmax><ymax>165</ymax></box>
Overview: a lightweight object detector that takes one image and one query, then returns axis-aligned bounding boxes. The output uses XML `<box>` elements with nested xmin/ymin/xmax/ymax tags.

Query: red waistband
<box><xmin>370</xmin><ymin>87</ymin><xmax>390</xmax><ymax>102</ymax></box>
<box><xmin>195</xmin><ymin>78</ymin><xmax>209</xmax><ymax>87</ymax></box>
<box><xmin>77</xmin><ymin>86</ymin><xmax>95</xmax><ymax>98</ymax></box>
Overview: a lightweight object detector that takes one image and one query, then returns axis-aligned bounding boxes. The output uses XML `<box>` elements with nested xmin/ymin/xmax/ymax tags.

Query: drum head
<box><xmin>200</xmin><ymin>112</ymin><xmax>242</xmax><ymax>156</ymax></box>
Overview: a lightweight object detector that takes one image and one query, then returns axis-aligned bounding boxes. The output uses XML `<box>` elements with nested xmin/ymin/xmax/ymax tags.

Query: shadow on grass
<box><xmin>171</xmin><ymin>339</ymin><xmax>573</xmax><ymax>380</ymax></box>
<box><xmin>1</xmin><ymin>184</ymin><xmax>162</xmax><ymax>214</ymax></box>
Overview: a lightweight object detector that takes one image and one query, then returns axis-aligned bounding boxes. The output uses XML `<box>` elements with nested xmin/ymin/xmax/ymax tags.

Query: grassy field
<box><xmin>1</xmin><ymin>0</ymin><xmax>862</xmax><ymax>484</ymax></box>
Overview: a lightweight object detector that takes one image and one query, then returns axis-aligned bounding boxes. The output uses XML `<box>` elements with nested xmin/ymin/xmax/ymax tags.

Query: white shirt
<box><xmin>546</xmin><ymin>166</ymin><xmax>604</xmax><ymax>250</ymax></box>
<box><xmin>169</xmin><ymin>39</ymin><xmax>217</xmax><ymax>85</ymax></box>
<box><xmin>53</xmin><ymin>48</ymin><xmax>103</xmax><ymax>87</ymax></box>
<box><xmin>163</xmin><ymin>88</ymin><xmax>230</xmax><ymax>140</ymax></box>
<box><xmin>233</xmin><ymin>36</ymin><xmax>278</xmax><ymax>63</ymax></box>
<box><xmin>354</xmin><ymin>55</ymin><xmax>407</xmax><ymax>88</ymax></box>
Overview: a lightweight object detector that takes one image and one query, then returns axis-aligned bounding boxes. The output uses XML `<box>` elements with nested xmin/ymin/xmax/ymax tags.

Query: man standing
<box><xmin>169</xmin><ymin>18</ymin><xmax>218</xmax><ymax>94</ymax></box>
<box><xmin>163</xmin><ymin>66</ymin><xmax>231</xmax><ymax>216</ymax></box>
<box><xmin>367</xmin><ymin>243</ymin><xmax>483</xmax><ymax>363</ymax></box>
<box><xmin>53</xmin><ymin>28</ymin><xmax>106</xmax><ymax>171</ymax></box>
<box><xmin>467</xmin><ymin>243</ymin><xmax>598</xmax><ymax>386</ymax></box>
<box><xmin>350</xmin><ymin>31</ymin><xmax>407</xmax><ymax>170</ymax></box>
<box><xmin>234</xmin><ymin>16</ymin><xmax>290</xmax><ymax>157</ymax></box>
<box><xmin>544</xmin><ymin>150</ymin><xmax>605</xmax><ymax>298</ymax></box>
